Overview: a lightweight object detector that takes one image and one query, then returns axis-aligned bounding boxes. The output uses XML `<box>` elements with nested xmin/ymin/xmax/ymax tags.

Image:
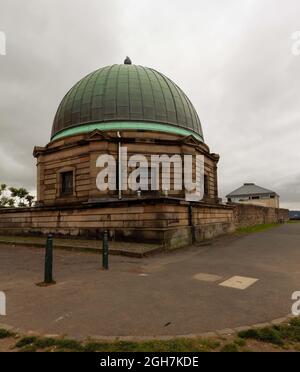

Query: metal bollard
<box><xmin>102</xmin><ymin>230</ymin><xmax>109</xmax><ymax>270</ymax></box>
<box><xmin>44</xmin><ymin>234</ymin><xmax>54</xmax><ymax>283</ymax></box>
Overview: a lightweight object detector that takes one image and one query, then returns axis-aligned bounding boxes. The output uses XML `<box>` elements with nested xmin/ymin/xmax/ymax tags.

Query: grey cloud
<box><xmin>0</xmin><ymin>0</ymin><xmax>299</xmax><ymax>208</ymax></box>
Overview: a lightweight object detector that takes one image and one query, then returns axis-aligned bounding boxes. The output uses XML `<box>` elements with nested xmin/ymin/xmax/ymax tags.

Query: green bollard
<box><xmin>44</xmin><ymin>234</ymin><xmax>54</xmax><ymax>283</ymax></box>
<box><xmin>102</xmin><ymin>230</ymin><xmax>109</xmax><ymax>270</ymax></box>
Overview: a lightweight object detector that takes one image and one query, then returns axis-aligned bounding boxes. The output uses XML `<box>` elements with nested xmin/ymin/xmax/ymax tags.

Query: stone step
<box><xmin>0</xmin><ymin>235</ymin><xmax>163</xmax><ymax>259</ymax></box>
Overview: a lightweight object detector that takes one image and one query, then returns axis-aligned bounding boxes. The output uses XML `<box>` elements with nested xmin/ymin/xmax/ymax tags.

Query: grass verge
<box><xmin>237</xmin><ymin>223</ymin><xmax>280</xmax><ymax>234</ymax></box>
<box><xmin>238</xmin><ymin>318</ymin><xmax>300</xmax><ymax>346</ymax></box>
<box><xmin>1</xmin><ymin>318</ymin><xmax>300</xmax><ymax>352</ymax></box>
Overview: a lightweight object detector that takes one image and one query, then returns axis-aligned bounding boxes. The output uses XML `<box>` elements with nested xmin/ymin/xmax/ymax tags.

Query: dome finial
<box><xmin>124</xmin><ymin>56</ymin><xmax>132</xmax><ymax>65</ymax></box>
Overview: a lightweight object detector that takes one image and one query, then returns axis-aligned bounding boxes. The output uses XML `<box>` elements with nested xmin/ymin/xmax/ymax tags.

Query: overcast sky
<box><xmin>0</xmin><ymin>0</ymin><xmax>299</xmax><ymax>209</ymax></box>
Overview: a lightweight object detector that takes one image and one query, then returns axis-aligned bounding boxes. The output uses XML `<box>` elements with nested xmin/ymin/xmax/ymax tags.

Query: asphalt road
<box><xmin>0</xmin><ymin>223</ymin><xmax>299</xmax><ymax>338</ymax></box>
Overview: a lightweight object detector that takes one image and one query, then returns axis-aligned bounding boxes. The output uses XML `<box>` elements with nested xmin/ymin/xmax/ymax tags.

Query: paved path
<box><xmin>0</xmin><ymin>223</ymin><xmax>299</xmax><ymax>339</ymax></box>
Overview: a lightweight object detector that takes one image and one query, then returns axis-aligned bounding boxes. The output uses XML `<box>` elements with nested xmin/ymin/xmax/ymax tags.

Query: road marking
<box><xmin>194</xmin><ymin>273</ymin><xmax>223</xmax><ymax>282</ymax></box>
<box><xmin>219</xmin><ymin>276</ymin><xmax>258</xmax><ymax>290</ymax></box>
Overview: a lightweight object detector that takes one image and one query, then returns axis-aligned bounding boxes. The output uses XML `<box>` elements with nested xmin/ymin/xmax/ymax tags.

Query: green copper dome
<box><xmin>52</xmin><ymin>63</ymin><xmax>204</xmax><ymax>141</ymax></box>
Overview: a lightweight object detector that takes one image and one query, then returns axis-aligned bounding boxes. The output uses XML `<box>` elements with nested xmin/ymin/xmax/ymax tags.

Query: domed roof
<box><xmin>52</xmin><ymin>63</ymin><xmax>204</xmax><ymax>142</ymax></box>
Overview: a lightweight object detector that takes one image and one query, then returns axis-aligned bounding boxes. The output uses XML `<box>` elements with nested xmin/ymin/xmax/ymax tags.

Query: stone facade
<box><xmin>0</xmin><ymin>125</ymin><xmax>289</xmax><ymax>251</ymax></box>
<box><xmin>33</xmin><ymin>130</ymin><xmax>219</xmax><ymax>207</ymax></box>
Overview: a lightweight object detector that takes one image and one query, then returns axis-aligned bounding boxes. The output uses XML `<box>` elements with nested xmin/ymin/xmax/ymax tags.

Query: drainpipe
<box><xmin>188</xmin><ymin>203</ymin><xmax>196</xmax><ymax>244</ymax></box>
<box><xmin>117</xmin><ymin>132</ymin><xmax>122</xmax><ymax>200</ymax></box>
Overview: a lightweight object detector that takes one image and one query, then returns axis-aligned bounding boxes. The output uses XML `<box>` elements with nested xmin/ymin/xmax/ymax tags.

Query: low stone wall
<box><xmin>0</xmin><ymin>199</ymin><xmax>235</xmax><ymax>249</ymax></box>
<box><xmin>0</xmin><ymin>200</ymin><xmax>290</xmax><ymax>250</ymax></box>
<box><xmin>231</xmin><ymin>203</ymin><xmax>289</xmax><ymax>228</ymax></box>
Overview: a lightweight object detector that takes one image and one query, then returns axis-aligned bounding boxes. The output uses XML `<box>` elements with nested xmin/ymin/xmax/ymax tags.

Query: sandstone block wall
<box><xmin>0</xmin><ymin>200</ymin><xmax>234</xmax><ymax>247</ymax></box>
<box><xmin>231</xmin><ymin>203</ymin><xmax>289</xmax><ymax>228</ymax></box>
<box><xmin>0</xmin><ymin>200</ymin><xmax>290</xmax><ymax>249</ymax></box>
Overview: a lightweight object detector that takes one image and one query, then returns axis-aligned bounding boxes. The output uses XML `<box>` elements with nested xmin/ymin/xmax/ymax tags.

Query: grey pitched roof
<box><xmin>226</xmin><ymin>183</ymin><xmax>278</xmax><ymax>198</ymax></box>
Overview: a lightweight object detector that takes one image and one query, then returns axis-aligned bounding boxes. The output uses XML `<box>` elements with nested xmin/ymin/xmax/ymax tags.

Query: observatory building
<box><xmin>2</xmin><ymin>59</ymin><xmax>267</xmax><ymax>248</ymax></box>
<box><xmin>34</xmin><ymin>60</ymin><xmax>220</xmax><ymax>206</ymax></box>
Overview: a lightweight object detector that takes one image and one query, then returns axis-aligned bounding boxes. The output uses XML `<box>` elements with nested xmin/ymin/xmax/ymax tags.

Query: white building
<box><xmin>227</xmin><ymin>183</ymin><xmax>279</xmax><ymax>208</ymax></box>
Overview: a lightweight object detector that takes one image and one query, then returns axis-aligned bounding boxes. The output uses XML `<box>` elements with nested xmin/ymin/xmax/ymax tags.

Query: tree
<box><xmin>0</xmin><ymin>184</ymin><xmax>14</xmax><ymax>208</ymax></box>
<box><xmin>25</xmin><ymin>195</ymin><xmax>35</xmax><ymax>207</ymax></box>
<box><xmin>0</xmin><ymin>184</ymin><xmax>35</xmax><ymax>208</ymax></box>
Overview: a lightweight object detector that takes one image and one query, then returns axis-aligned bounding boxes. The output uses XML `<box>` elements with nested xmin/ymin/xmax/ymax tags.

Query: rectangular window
<box><xmin>61</xmin><ymin>171</ymin><xmax>74</xmax><ymax>196</ymax></box>
<box><xmin>204</xmin><ymin>175</ymin><xmax>209</xmax><ymax>197</ymax></box>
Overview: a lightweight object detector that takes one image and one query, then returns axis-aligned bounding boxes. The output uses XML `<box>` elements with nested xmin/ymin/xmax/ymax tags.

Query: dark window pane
<box><xmin>204</xmin><ymin>175</ymin><xmax>209</xmax><ymax>197</ymax></box>
<box><xmin>61</xmin><ymin>172</ymin><xmax>73</xmax><ymax>195</ymax></box>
